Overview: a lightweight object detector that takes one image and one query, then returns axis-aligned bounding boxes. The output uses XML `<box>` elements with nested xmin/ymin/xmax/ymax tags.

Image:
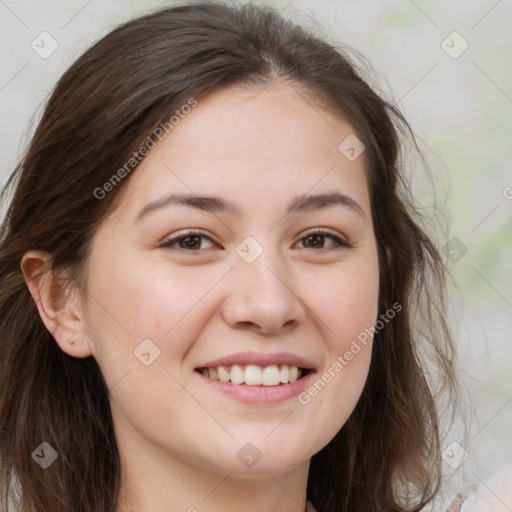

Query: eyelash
<box><xmin>159</xmin><ymin>229</ymin><xmax>351</xmax><ymax>253</ymax></box>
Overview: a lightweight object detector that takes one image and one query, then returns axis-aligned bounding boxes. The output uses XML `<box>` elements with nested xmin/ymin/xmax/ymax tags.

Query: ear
<box><xmin>21</xmin><ymin>250</ymin><xmax>94</xmax><ymax>358</ymax></box>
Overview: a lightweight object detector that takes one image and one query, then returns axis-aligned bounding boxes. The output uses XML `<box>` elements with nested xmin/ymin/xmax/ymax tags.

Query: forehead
<box><xmin>112</xmin><ymin>81</ymin><xmax>370</xmax><ymax>219</ymax></box>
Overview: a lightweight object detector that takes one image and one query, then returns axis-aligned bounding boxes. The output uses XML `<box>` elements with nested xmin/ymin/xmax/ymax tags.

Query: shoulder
<box><xmin>446</xmin><ymin>466</ymin><xmax>512</xmax><ymax>512</ymax></box>
<box><xmin>446</xmin><ymin>484</ymin><xmax>478</xmax><ymax>511</ymax></box>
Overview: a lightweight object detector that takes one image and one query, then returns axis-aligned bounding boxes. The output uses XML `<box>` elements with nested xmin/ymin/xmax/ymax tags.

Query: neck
<box><xmin>114</xmin><ymin>432</ymin><xmax>311</xmax><ymax>512</ymax></box>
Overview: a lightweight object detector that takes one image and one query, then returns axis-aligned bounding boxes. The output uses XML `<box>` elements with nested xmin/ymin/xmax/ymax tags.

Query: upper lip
<box><xmin>196</xmin><ymin>351</ymin><xmax>316</xmax><ymax>370</ymax></box>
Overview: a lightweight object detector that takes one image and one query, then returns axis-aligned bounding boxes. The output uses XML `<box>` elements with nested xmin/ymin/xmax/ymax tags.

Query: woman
<box><xmin>0</xmin><ymin>2</ymin><xmax>495</xmax><ymax>511</ymax></box>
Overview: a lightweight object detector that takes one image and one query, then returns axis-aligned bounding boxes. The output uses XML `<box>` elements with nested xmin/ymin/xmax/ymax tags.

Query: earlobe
<box><xmin>20</xmin><ymin>250</ymin><xmax>94</xmax><ymax>358</ymax></box>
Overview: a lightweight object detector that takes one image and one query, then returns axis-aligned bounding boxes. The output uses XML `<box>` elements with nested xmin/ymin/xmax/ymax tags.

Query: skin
<box><xmin>22</xmin><ymin>81</ymin><xmax>379</xmax><ymax>512</ymax></box>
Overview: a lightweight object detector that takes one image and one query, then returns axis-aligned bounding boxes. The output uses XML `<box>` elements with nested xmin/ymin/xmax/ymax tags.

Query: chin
<box><xmin>198</xmin><ymin>440</ymin><xmax>312</xmax><ymax>477</ymax></box>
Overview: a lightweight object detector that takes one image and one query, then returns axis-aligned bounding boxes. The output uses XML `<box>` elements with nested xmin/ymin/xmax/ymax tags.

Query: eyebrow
<box><xmin>134</xmin><ymin>191</ymin><xmax>365</xmax><ymax>224</ymax></box>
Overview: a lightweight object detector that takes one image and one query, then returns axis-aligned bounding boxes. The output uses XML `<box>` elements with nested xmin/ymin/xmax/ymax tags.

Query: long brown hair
<box><xmin>0</xmin><ymin>2</ymin><xmax>458</xmax><ymax>511</ymax></box>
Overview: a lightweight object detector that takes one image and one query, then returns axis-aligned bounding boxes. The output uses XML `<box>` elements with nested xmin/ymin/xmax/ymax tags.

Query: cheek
<box><xmin>299</xmin><ymin>256</ymin><xmax>378</xmax><ymax>422</ymax></box>
<box><xmin>298</xmin><ymin>264</ymin><xmax>378</xmax><ymax>443</ymax></box>
<box><xmin>84</xmin><ymin>250</ymin><xmax>222</xmax><ymax>363</ymax></box>
<box><xmin>308</xmin><ymin>260</ymin><xmax>379</xmax><ymax>352</ymax></box>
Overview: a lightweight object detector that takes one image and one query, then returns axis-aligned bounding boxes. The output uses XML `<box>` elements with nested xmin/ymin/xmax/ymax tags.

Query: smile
<box><xmin>195</xmin><ymin>364</ymin><xmax>309</xmax><ymax>386</ymax></box>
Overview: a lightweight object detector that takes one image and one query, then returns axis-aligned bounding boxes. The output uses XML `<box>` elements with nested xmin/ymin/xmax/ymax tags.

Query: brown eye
<box><xmin>160</xmin><ymin>232</ymin><xmax>217</xmax><ymax>251</ymax></box>
<box><xmin>296</xmin><ymin>230</ymin><xmax>350</xmax><ymax>250</ymax></box>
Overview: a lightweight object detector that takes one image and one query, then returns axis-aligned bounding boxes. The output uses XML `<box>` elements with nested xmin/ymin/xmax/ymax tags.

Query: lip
<box><xmin>196</xmin><ymin>369</ymin><xmax>315</xmax><ymax>404</ymax></box>
<box><xmin>195</xmin><ymin>351</ymin><xmax>316</xmax><ymax>371</ymax></box>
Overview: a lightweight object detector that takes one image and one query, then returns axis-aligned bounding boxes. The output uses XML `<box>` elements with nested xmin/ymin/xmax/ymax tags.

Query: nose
<box><xmin>220</xmin><ymin>245</ymin><xmax>305</xmax><ymax>335</ymax></box>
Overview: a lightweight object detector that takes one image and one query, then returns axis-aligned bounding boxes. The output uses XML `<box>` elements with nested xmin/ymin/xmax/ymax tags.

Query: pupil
<box><xmin>307</xmin><ymin>234</ymin><xmax>323</xmax><ymax>248</ymax></box>
<box><xmin>181</xmin><ymin>236</ymin><xmax>199</xmax><ymax>249</ymax></box>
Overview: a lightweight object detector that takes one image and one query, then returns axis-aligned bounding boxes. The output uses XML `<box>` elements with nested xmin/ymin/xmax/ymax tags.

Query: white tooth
<box><xmin>230</xmin><ymin>364</ymin><xmax>244</xmax><ymax>384</ymax></box>
<box><xmin>262</xmin><ymin>365</ymin><xmax>281</xmax><ymax>386</ymax></box>
<box><xmin>214</xmin><ymin>364</ymin><xmax>301</xmax><ymax>386</ymax></box>
<box><xmin>218</xmin><ymin>366</ymin><xmax>230</xmax><ymax>383</ymax></box>
<box><xmin>280</xmin><ymin>365</ymin><xmax>289</xmax><ymax>384</ymax></box>
<box><xmin>201</xmin><ymin>368</ymin><xmax>209</xmax><ymax>377</ymax></box>
<box><xmin>244</xmin><ymin>365</ymin><xmax>262</xmax><ymax>386</ymax></box>
<box><xmin>289</xmin><ymin>366</ymin><xmax>299</xmax><ymax>382</ymax></box>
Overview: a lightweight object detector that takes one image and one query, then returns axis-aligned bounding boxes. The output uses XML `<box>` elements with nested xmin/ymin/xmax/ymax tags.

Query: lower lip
<box><xmin>196</xmin><ymin>371</ymin><xmax>315</xmax><ymax>404</ymax></box>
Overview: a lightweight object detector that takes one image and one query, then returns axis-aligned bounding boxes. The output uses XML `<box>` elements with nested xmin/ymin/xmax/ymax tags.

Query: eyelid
<box><xmin>160</xmin><ymin>227</ymin><xmax>351</xmax><ymax>252</ymax></box>
<box><xmin>163</xmin><ymin>228</ymin><xmax>214</xmax><ymax>240</ymax></box>
<box><xmin>159</xmin><ymin>229</ymin><xmax>220</xmax><ymax>250</ymax></box>
<box><xmin>298</xmin><ymin>227</ymin><xmax>350</xmax><ymax>245</ymax></box>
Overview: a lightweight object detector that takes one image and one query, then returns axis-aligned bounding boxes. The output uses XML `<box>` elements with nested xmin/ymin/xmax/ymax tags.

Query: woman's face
<box><xmin>82</xmin><ymin>81</ymin><xmax>379</xmax><ymax>478</ymax></box>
